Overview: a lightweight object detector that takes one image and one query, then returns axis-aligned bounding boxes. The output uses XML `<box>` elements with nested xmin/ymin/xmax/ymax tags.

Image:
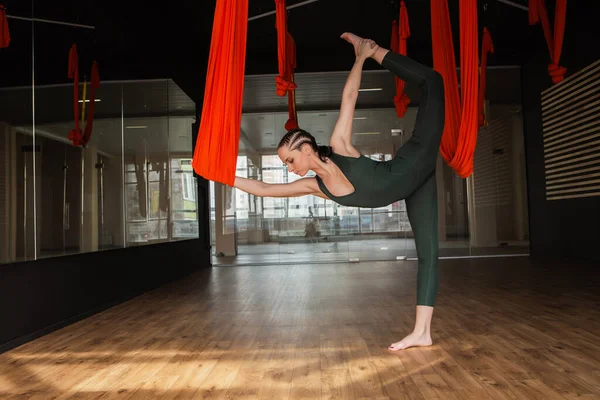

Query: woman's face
<box><xmin>277</xmin><ymin>144</ymin><xmax>311</xmax><ymax>177</ymax></box>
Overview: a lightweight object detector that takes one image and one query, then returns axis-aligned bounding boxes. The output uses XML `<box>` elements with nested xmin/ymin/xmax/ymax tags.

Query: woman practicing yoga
<box><xmin>233</xmin><ymin>32</ymin><xmax>444</xmax><ymax>351</ymax></box>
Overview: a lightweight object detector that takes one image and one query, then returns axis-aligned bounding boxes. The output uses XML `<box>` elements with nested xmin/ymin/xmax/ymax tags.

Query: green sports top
<box><xmin>315</xmin><ymin>151</ymin><xmax>419</xmax><ymax>209</ymax></box>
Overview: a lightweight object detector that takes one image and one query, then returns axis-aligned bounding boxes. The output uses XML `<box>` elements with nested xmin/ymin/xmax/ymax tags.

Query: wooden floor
<box><xmin>1</xmin><ymin>257</ymin><xmax>599</xmax><ymax>399</ymax></box>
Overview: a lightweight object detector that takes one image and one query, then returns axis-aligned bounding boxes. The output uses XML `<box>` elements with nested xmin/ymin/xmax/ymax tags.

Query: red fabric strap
<box><xmin>192</xmin><ymin>0</ymin><xmax>249</xmax><ymax>185</ymax></box>
<box><xmin>67</xmin><ymin>45</ymin><xmax>100</xmax><ymax>147</ymax></box>
<box><xmin>275</xmin><ymin>75</ymin><xmax>297</xmax><ymax>96</ymax></box>
<box><xmin>529</xmin><ymin>0</ymin><xmax>567</xmax><ymax>83</ymax></box>
<box><xmin>68</xmin><ymin>45</ymin><xmax>82</xmax><ymax>146</ymax></box>
<box><xmin>275</xmin><ymin>0</ymin><xmax>289</xmax><ymax>91</ymax></box>
<box><xmin>391</xmin><ymin>1</ymin><xmax>411</xmax><ymax>117</ymax></box>
<box><xmin>274</xmin><ymin>0</ymin><xmax>296</xmax><ymax>96</ymax></box>
<box><xmin>275</xmin><ymin>0</ymin><xmax>299</xmax><ymax>130</ymax></box>
<box><xmin>0</xmin><ymin>4</ymin><xmax>9</xmax><ymax>49</ymax></box>
<box><xmin>431</xmin><ymin>0</ymin><xmax>479</xmax><ymax>178</ymax></box>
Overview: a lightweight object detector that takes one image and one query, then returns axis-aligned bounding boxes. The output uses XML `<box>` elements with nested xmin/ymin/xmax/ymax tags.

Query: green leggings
<box><xmin>382</xmin><ymin>51</ymin><xmax>443</xmax><ymax>307</ymax></box>
<box><xmin>406</xmin><ymin>173</ymin><xmax>439</xmax><ymax>306</ymax></box>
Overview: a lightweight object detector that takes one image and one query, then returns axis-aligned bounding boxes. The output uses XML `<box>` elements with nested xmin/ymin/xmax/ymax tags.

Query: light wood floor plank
<box><xmin>0</xmin><ymin>257</ymin><xmax>598</xmax><ymax>399</ymax></box>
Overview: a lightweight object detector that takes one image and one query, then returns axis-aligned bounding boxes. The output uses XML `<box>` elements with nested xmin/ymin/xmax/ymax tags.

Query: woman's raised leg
<box><xmin>342</xmin><ymin>32</ymin><xmax>444</xmax><ymax>175</ymax></box>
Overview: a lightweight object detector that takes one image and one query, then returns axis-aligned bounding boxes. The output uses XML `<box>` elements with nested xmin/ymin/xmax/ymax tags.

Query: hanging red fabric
<box><xmin>0</xmin><ymin>4</ymin><xmax>9</xmax><ymax>48</ymax></box>
<box><xmin>284</xmin><ymin>32</ymin><xmax>299</xmax><ymax>131</ymax></box>
<box><xmin>529</xmin><ymin>0</ymin><xmax>567</xmax><ymax>83</ymax></box>
<box><xmin>68</xmin><ymin>45</ymin><xmax>81</xmax><ymax>146</ymax></box>
<box><xmin>390</xmin><ymin>1</ymin><xmax>411</xmax><ymax>117</ymax></box>
<box><xmin>431</xmin><ymin>0</ymin><xmax>479</xmax><ymax>178</ymax></box>
<box><xmin>192</xmin><ymin>0</ymin><xmax>248</xmax><ymax>186</ymax></box>
<box><xmin>275</xmin><ymin>0</ymin><xmax>299</xmax><ymax>131</ymax></box>
<box><xmin>478</xmin><ymin>27</ymin><xmax>494</xmax><ymax>127</ymax></box>
<box><xmin>67</xmin><ymin>44</ymin><xmax>100</xmax><ymax>147</ymax></box>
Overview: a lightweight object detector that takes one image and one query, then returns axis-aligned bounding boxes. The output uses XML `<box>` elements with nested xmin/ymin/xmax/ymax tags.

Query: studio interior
<box><xmin>0</xmin><ymin>0</ymin><xmax>599</xmax><ymax>398</ymax></box>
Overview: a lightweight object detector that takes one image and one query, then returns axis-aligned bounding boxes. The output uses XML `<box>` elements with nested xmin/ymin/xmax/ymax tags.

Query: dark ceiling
<box><xmin>1</xmin><ymin>0</ymin><xmax>599</xmax><ymax>105</ymax></box>
<box><xmin>244</xmin><ymin>0</ymin><xmax>530</xmax><ymax>72</ymax></box>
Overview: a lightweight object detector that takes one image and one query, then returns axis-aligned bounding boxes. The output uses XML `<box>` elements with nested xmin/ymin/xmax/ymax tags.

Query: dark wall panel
<box><xmin>520</xmin><ymin>3</ymin><xmax>600</xmax><ymax>263</ymax></box>
<box><xmin>0</xmin><ymin>239</ymin><xmax>210</xmax><ymax>353</ymax></box>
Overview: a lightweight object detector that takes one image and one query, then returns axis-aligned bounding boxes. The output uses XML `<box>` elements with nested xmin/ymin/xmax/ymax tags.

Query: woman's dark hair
<box><xmin>277</xmin><ymin>128</ymin><xmax>333</xmax><ymax>162</ymax></box>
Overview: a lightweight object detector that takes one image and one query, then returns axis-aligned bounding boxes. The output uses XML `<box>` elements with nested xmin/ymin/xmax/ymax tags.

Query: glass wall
<box><xmin>0</xmin><ymin>1</ymin><xmax>34</xmax><ymax>264</ymax></box>
<box><xmin>0</xmin><ymin>2</ymin><xmax>199</xmax><ymax>265</ymax></box>
<box><xmin>210</xmin><ymin>105</ymin><xmax>530</xmax><ymax>265</ymax></box>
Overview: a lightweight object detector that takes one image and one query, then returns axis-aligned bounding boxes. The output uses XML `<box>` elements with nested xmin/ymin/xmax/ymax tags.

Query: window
<box><xmin>261</xmin><ymin>155</ymin><xmax>287</xmax><ymax>218</ymax></box>
<box><xmin>182</xmin><ymin>173</ymin><xmax>195</xmax><ymax>201</ymax></box>
<box><xmin>171</xmin><ymin>158</ymin><xmax>199</xmax><ymax>239</ymax></box>
<box><xmin>124</xmin><ymin>157</ymin><xmax>169</xmax><ymax>242</ymax></box>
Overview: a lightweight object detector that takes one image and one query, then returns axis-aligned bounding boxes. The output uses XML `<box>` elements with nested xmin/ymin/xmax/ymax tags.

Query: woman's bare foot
<box><xmin>388</xmin><ymin>330</ymin><xmax>433</xmax><ymax>351</ymax></box>
<box><xmin>341</xmin><ymin>32</ymin><xmax>388</xmax><ymax>64</ymax></box>
<box><xmin>340</xmin><ymin>32</ymin><xmax>363</xmax><ymax>50</ymax></box>
<box><xmin>388</xmin><ymin>306</ymin><xmax>435</xmax><ymax>351</ymax></box>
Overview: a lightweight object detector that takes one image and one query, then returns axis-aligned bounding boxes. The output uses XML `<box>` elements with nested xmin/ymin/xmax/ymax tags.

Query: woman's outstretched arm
<box><xmin>329</xmin><ymin>57</ymin><xmax>363</xmax><ymax>153</ymax></box>
<box><xmin>233</xmin><ymin>176</ymin><xmax>328</xmax><ymax>199</ymax></box>
<box><xmin>330</xmin><ymin>35</ymin><xmax>379</xmax><ymax>154</ymax></box>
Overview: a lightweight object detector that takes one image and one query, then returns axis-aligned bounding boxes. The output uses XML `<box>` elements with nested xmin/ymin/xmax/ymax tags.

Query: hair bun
<box><xmin>318</xmin><ymin>145</ymin><xmax>333</xmax><ymax>160</ymax></box>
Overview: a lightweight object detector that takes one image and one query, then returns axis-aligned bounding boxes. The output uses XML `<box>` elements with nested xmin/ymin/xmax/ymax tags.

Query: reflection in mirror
<box><xmin>0</xmin><ymin>3</ymin><xmax>199</xmax><ymax>264</ymax></box>
<box><xmin>0</xmin><ymin>1</ymin><xmax>34</xmax><ymax>263</ymax></box>
<box><xmin>123</xmin><ymin>80</ymin><xmax>198</xmax><ymax>247</ymax></box>
<box><xmin>89</xmin><ymin>116</ymin><xmax>125</xmax><ymax>252</ymax></box>
<box><xmin>28</xmin><ymin>4</ymin><xmax>122</xmax><ymax>259</ymax></box>
<box><xmin>170</xmin><ymin>154</ymin><xmax>199</xmax><ymax>240</ymax></box>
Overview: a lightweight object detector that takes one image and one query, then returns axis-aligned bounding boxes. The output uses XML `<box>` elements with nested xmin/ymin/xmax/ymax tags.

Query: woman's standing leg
<box><xmin>389</xmin><ymin>172</ymin><xmax>439</xmax><ymax>350</ymax></box>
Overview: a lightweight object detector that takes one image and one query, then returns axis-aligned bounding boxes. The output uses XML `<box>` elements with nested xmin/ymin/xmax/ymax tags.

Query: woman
<box><xmin>234</xmin><ymin>32</ymin><xmax>444</xmax><ymax>351</ymax></box>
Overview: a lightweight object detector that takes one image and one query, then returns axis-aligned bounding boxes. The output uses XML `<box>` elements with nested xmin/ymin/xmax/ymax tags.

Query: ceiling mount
<box><xmin>496</xmin><ymin>0</ymin><xmax>528</xmax><ymax>11</ymax></box>
<box><xmin>248</xmin><ymin>0</ymin><xmax>321</xmax><ymax>22</ymax></box>
<box><xmin>5</xmin><ymin>13</ymin><xmax>95</xmax><ymax>29</ymax></box>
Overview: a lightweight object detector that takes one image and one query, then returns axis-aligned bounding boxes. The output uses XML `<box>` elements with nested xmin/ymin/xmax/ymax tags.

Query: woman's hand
<box><xmin>356</xmin><ymin>38</ymin><xmax>379</xmax><ymax>60</ymax></box>
<box><xmin>341</xmin><ymin>33</ymin><xmax>379</xmax><ymax>61</ymax></box>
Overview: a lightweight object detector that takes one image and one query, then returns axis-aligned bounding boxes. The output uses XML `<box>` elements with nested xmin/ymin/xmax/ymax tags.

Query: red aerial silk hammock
<box><xmin>431</xmin><ymin>0</ymin><xmax>479</xmax><ymax>178</ymax></box>
<box><xmin>529</xmin><ymin>0</ymin><xmax>567</xmax><ymax>83</ymax></box>
<box><xmin>192</xmin><ymin>0</ymin><xmax>249</xmax><ymax>186</ymax></box>
<box><xmin>478</xmin><ymin>27</ymin><xmax>494</xmax><ymax>127</ymax></box>
<box><xmin>390</xmin><ymin>1</ymin><xmax>411</xmax><ymax>117</ymax></box>
<box><xmin>67</xmin><ymin>44</ymin><xmax>100</xmax><ymax>147</ymax></box>
<box><xmin>0</xmin><ymin>4</ymin><xmax>10</xmax><ymax>49</ymax></box>
<box><xmin>275</xmin><ymin>0</ymin><xmax>299</xmax><ymax>131</ymax></box>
